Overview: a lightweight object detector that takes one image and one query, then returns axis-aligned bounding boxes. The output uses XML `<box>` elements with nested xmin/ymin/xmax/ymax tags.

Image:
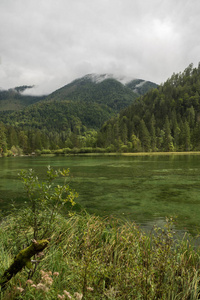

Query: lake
<box><xmin>0</xmin><ymin>154</ymin><xmax>200</xmax><ymax>234</ymax></box>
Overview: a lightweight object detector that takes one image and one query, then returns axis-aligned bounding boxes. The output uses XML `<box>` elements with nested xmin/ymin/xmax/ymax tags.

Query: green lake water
<box><xmin>0</xmin><ymin>154</ymin><xmax>200</xmax><ymax>234</ymax></box>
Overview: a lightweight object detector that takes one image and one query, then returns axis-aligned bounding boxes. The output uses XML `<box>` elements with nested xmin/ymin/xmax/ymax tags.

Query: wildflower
<box><xmin>31</xmin><ymin>284</ymin><xmax>37</xmax><ymax>288</ymax></box>
<box><xmin>42</xmin><ymin>275</ymin><xmax>53</xmax><ymax>286</ymax></box>
<box><xmin>87</xmin><ymin>286</ymin><xmax>94</xmax><ymax>291</ymax></box>
<box><xmin>53</xmin><ymin>271</ymin><xmax>59</xmax><ymax>276</ymax></box>
<box><xmin>48</xmin><ymin>271</ymin><xmax>52</xmax><ymax>275</ymax></box>
<box><xmin>63</xmin><ymin>290</ymin><xmax>72</xmax><ymax>299</ymax></box>
<box><xmin>40</xmin><ymin>270</ymin><xmax>46</xmax><ymax>276</ymax></box>
<box><xmin>16</xmin><ymin>287</ymin><xmax>24</xmax><ymax>293</ymax></box>
<box><xmin>57</xmin><ymin>295</ymin><xmax>65</xmax><ymax>299</ymax></box>
<box><xmin>36</xmin><ymin>283</ymin><xmax>49</xmax><ymax>292</ymax></box>
<box><xmin>74</xmin><ymin>292</ymin><xmax>83</xmax><ymax>300</ymax></box>
<box><xmin>26</xmin><ymin>279</ymin><xmax>34</xmax><ymax>284</ymax></box>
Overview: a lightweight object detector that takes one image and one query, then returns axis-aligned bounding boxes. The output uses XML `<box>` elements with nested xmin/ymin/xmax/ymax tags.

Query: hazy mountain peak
<box><xmin>82</xmin><ymin>73</ymin><xmax>135</xmax><ymax>85</ymax></box>
<box><xmin>83</xmin><ymin>73</ymin><xmax>114</xmax><ymax>83</ymax></box>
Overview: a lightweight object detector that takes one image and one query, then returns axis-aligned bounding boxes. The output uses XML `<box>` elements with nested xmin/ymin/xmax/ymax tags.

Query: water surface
<box><xmin>0</xmin><ymin>154</ymin><xmax>200</xmax><ymax>234</ymax></box>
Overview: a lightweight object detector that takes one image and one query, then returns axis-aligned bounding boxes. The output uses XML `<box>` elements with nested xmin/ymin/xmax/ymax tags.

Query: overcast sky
<box><xmin>0</xmin><ymin>0</ymin><xmax>200</xmax><ymax>95</ymax></box>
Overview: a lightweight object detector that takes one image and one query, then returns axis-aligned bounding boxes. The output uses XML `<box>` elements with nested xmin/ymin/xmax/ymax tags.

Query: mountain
<box><xmin>46</xmin><ymin>75</ymin><xmax>137</xmax><ymax>111</ymax></box>
<box><xmin>46</xmin><ymin>73</ymin><xmax>157</xmax><ymax>107</ymax></box>
<box><xmin>0</xmin><ymin>86</ymin><xmax>45</xmax><ymax>111</ymax></box>
<box><xmin>126</xmin><ymin>79</ymin><xmax>158</xmax><ymax>95</ymax></box>
<box><xmin>0</xmin><ymin>74</ymin><xmax>157</xmax><ymax>113</ymax></box>
<box><xmin>0</xmin><ymin>74</ymin><xmax>157</xmax><ymax>130</ymax></box>
<box><xmin>97</xmin><ymin>63</ymin><xmax>200</xmax><ymax>152</ymax></box>
<box><xmin>0</xmin><ymin>73</ymin><xmax>158</xmax><ymax>153</ymax></box>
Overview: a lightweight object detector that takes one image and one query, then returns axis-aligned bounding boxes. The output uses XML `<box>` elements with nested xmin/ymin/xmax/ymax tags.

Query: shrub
<box><xmin>16</xmin><ymin>166</ymin><xmax>78</xmax><ymax>240</ymax></box>
<box><xmin>41</xmin><ymin>149</ymin><xmax>52</xmax><ymax>154</ymax></box>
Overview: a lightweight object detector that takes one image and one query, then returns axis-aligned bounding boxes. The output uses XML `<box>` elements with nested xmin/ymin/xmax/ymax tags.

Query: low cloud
<box><xmin>1</xmin><ymin>0</ymin><xmax>200</xmax><ymax>95</ymax></box>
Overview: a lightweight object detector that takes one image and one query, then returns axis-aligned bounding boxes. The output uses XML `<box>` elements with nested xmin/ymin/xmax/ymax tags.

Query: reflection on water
<box><xmin>0</xmin><ymin>154</ymin><xmax>200</xmax><ymax>235</ymax></box>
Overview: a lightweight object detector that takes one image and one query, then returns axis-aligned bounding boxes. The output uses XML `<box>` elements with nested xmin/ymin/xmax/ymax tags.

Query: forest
<box><xmin>0</xmin><ymin>63</ymin><xmax>200</xmax><ymax>155</ymax></box>
<box><xmin>97</xmin><ymin>63</ymin><xmax>200</xmax><ymax>152</ymax></box>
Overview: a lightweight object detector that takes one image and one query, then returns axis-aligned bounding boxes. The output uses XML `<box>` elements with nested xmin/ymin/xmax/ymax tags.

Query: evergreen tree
<box><xmin>19</xmin><ymin>131</ymin><xmax>28</xmax><ymax>153</ymax></box>
<box><xmin>120</xmin><ymin>116</ymin><xmax>128</xmax><ymax>145</ymax></box>
<box><xmin>139</xmin><ymin>120</ymin><xmax>151</xmax><ymax>152</ymax></box>
<box><xmin>7</xmin><ymin>126</ymin><xmax>18</xmax><ymax>149</ymax></box>
<box><xmin>163</xmin><ymin>117</ymin><xmax>174</xmax><ymax>151</ymax></box>
<box><xmin>149</xmin><ymin>115</ymin><xmax>157</xmax><ymax>152</ymax></box>
<box><xmin>0</xmin><ymin>122</ymin><xmax>7</xmax><ymax>154</ymax></box>
<box><xmin>184</xmin><ymin>121</ymin><xmax>191</xmax><ymax>151</ymax></box>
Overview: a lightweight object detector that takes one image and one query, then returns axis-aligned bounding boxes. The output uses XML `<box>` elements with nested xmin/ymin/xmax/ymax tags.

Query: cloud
<box><xmin>0</xmin><ymin>0</ymin><xmax>200</xmax><ymax>94</ymax></box>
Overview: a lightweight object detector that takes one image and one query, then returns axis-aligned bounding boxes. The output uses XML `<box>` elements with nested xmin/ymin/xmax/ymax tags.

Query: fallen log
<box><xmin>0</xmin><ymin>239</ymin><xmax>49</xmax><ymax>290</ymax></box>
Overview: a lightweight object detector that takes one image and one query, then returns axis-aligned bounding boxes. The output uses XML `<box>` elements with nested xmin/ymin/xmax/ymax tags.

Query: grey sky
<box><xmin>0</xmin><ymin>0</ymin><xmax>200</xmax><ymax>95</ymax></box>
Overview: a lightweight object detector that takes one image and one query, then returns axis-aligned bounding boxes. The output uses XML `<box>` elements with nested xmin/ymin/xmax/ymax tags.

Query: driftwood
<box><xmin>0</xmin><ymin>239</ymin><xmax>49</xmax><ymax>290</ymax></box>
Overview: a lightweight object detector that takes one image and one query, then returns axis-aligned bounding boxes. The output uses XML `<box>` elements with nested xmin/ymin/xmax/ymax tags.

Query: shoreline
<box><xmin>2</xmin><ymin>151</ymin><xmax>200</xmax><ymax>158</ymax></box>
<box><xmin>121</xmin><ymin>151</ymin><xmax>200</xmax><ymax>156</ymax></box>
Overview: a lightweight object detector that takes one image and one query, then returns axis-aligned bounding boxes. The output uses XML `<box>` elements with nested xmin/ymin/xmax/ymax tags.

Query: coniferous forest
<box><xmin>97</xmin><ymin>63</ymin><xmax>200</xmax><ymax>153</ymax></box>
<box><xmin>0</xmin><ymin>63</ymin><xmax>200</xmax><ymax>155</ymax></box>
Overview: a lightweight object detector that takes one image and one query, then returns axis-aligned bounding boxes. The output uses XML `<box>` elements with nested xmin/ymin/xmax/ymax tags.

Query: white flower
<box><xmin>74</xmin><ymin>292</ymin><xmax>83</xmax><ymax>300</ymax></box>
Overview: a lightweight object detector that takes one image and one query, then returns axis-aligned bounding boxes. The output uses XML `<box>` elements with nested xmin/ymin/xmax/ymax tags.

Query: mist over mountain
<box><xmin>0</xmin><ymin>85</ymin><xmax>44</xmax><ymax>111</ymax></box>
<box><xmin>0</xmin><ymin>72</ymin><xmax>158</xmax><ymax>154</ymax></box>
<box><xmin>0</xmin><ymin>74</ymin><xmax>157</xmax><ymax>112</ymax></box>
<box><xmin>2</xmin><ymin>63</ymin><xmax>200</xmax><ymax>154</ymax></box>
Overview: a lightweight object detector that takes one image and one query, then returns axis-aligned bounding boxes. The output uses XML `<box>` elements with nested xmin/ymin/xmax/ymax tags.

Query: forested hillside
<box><xmin>2</xmin><ymin>63</ymin><xmax>200</xmax><ymax>156</ymax></box>
<box><xmin>46</xmin><ymin>76</ymin><xmax>138</xmax><ymax>111</ymax></box>
<box><xmin>97</xmin><ymin>63</ymin><xmax>200</xmax><ymax>152</ymax></box>
<box><xmin>0</xmin><ymin>74</ymin><xmax>157</xmax><ymax>155</ymax></box>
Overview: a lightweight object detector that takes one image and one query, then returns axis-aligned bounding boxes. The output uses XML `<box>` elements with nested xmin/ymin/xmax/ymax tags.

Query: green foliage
<box><xmin>0</xmin><ymin>167</ymin><xmax>200</xmax><ymax>298</ymax></box>
<box><xmin>2</xmin><ymin>65</ymin><xmax>200</xmax><ymax>153</ymax></box>
<box><xmin>1</xmin><ymin>213</ymin><xmax>200</xmax><ymax>299</ymax></box>
<box><xmin>0</xmin><ymin>76</ymin><xmax>146</xmax><ymax>154</ymax></box>
<box><xmin>0</xmin><ymin>122</ymin><xmax>7</xmax><ymax>154</ymax></box>
<box><xmin>97</xmin><ymin>63</ymin><xmax>200</xmax><ymax>152</ymax></box>
<box><xmin>10</xmin><ymin>145</ymin><xmax>23</xmax><ymax>156</ymax></box>
<box><xmin>16</xmin><ymin>166</ymin><xmax>78</xmax><ymax>240</ymax></box>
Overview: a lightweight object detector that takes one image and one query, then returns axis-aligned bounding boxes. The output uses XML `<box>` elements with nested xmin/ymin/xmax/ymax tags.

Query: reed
<box><xmin>0</xmin><ymin>212</ymin><xmax>200</xmax><ymax>299</ymax></box>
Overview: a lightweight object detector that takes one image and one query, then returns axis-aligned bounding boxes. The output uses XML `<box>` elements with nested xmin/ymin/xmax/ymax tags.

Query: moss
<box><xmin>0</xmin><ymin>239</ymin><xmax>49</xmax><ymax>289</ymax></box>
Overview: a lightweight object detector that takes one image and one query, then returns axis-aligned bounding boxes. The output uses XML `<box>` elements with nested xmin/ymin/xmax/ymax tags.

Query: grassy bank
<box><xmin>1</xmin><ymin>166</ymin><xmax>200</xmax><ymax>299</ymax></box>
<box><xmin>0</xmin><ymin>211</ymin><xmax>200</xmax><ymax>299</ymax></box>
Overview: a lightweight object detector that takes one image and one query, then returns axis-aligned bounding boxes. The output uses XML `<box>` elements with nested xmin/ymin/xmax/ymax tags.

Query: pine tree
<box><xmin>163</xmin><ymin>117</ymin><xmax>174</xmax><ymax>151</ymax></box>
<box><xmin>0</xmin><ymin>122</ymin><xmax>7</xmax><ymax>154</ymax></box>
<box><xmin>184</xmin><ymin>121</ymin><xmax>191</xmax><ymax>151</ymax></box>
<box><xmin>149</xmin><ymin>115</ymin><xmax>157</xmax><ymax>152</ymax></box>
<box><xmin>139</xmin><ymin>120</ymin><xmax>151</xmax><ymax>152</ymax></box>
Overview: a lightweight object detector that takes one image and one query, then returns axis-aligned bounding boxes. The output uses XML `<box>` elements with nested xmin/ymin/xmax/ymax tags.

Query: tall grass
<box><xmin>0</xmin><ymin>212</ymin><xmax>200</xmax><ymax>299</ymax></box>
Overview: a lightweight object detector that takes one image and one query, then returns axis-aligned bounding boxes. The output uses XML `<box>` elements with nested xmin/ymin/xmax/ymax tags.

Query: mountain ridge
<box><xmin>0</xmin><ymin>74</ymin><xmax>157</xmax><ymax>112</ymax></box>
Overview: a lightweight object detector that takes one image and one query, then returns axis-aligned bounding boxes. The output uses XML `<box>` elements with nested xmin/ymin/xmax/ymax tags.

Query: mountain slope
<box><xmin>1</xmin><ymin>73</ymin><xmax>157</xmax><ymax>132</ymax></box>
<box><xmin>46</xmin><ymin>75</ymin><xmax>138</xmax><ymax>112</ymax></box>
<box><xmin>0</xmin><ymin>73</ymin><xmax>158</xmax><ymax>153</ymax></box>
<box><xmin>0</xmin><ymin>77</ymin><xmax>138</xmax><ymax>132</ymax></box>
<box><xmin>126</xmin><ymin>79</ymin><xmax>158</xmax><ymax>95</ymax></box>
<box><xmin>46</xmin><ymin>74</ymin><xmax>157</xmax><ymax>109</ymax></box>
<box><xmin>0</xmin><ymin>86</ymin><xmax>45</xmax><ymax>111</ymax></box>
<box><xmin>0</xmin><ymin>74</ymin><xmax>157</xmax><ymax>114</ymax></box>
